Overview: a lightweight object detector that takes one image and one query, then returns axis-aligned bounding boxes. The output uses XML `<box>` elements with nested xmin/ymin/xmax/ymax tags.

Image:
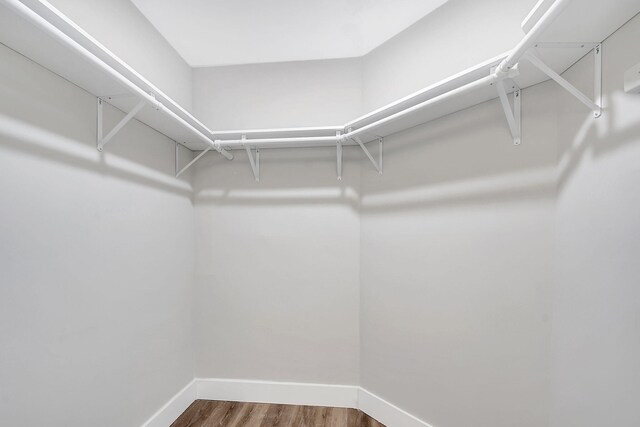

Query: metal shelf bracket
<box><xmin>496</xmin><ymin>81</ymin><xmax>522</xmax><ymax>145</ymax></box>
<box><xmin>351</xmin><ymin>130</ymin><xmax>382</xmax><ymax>175</ymax></box>
<box><xmin>378</xmin><ymin>137</ymin><xmax>383</xmax><ymax>174</ymax></box>
<box><xmin>336</xmin><ymin>131</ymin><xmax>343</xmax><ymax>180</ymax></box>
<box><xmin>175</xmin><ymin>142</ymin><xmax>179</xmax><ymax>176</ymax></box>
<box><xmin>176</xmin><ymin>147</ymin><xmax>211</xmax><ymax>177</ymax></box>
<box><xmin>525</xmin><ymin>45</ymin><xmax>602</xmax><ymax>118</ymax></box>
<box><xmin>96</xmin><ymin>97</ymin><xmax>146</xmax><ymax>151</ymax></box>
<box><xmin>243</xmin><ymin>135</ymin><xmax>260</xmax><ymax>181</ymax></box>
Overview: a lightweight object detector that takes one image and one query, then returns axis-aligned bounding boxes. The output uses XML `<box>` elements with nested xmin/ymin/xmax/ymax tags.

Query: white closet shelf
<box><xmin>1</xmin><ymin>0</ymin><xmax>639</xmax><ymax>177</ymax></box>
<box><xmin>208</xmin><ymin>0</ymin><xmax>638</xmax><ymax>153</ymax></box>
<box><xmin>0</xmin><ymin>0</ymin><xmax>232</xmax><ymax>159</ymax></box>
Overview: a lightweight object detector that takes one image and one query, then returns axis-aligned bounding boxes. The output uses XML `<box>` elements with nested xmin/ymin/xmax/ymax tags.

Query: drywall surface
<box><xmin>192</xmin><ymin>149</ymin><xmax>361</xmax><ymax>385</ymax></box>
<box><xmin>192</xmin><ymin>58</ymin><xmax>363</xmax><ymax>384</ymax></box>
<box><xmin>48</xmin><ymin>0</ymin><xmax>194</xmax><ymax>111</ymax></box>
<box><xmin>192</xmin><ymin>58</ymin><xmax>363</xmax><ymax>130</ymax></box>
<box><xmin>0</xmin><ymin>43</ymin><xmax>196</xmax><ymax>427</ymax></box>
<box><xmin>362</xmin><ymin>0</ymin><xmax>534</xmax><ymax>110</ymax></box>
<box><xmin>358</xmin><ymin>10</ymin><xmax>640</xmax><ymax>427</ymax></box>
<box><xmin>551</xmin><ymin>12</ymin><xmax>640</xmax><ymax>427</ymax></box>
<box><xmin>358</xmin><ymin>80</ymin><xmax>557</xmax><ymax>427</ymax></box>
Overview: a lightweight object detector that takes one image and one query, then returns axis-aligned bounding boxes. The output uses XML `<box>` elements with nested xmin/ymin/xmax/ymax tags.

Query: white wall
<box><xmin>191</xmin><ymin>58</ymin><xmax>365</xmax><ymax>386</ymax></box>
<box><xmin>186</xmin><ymin>5</ymin><xmax>640</xmax><ymax>427</ymax></box>
<box><xmin>192</xmin><ymin>58</ymin><xmax>363</xmax><ymax>130</ymax></box>
<box><xmin>0</xmin><ymin>43</ymin><xmax>195</xmax><ymax>427</ymax></box>
<box><xmin>358</xmin><ymin>10</ymin><xmax>640</xmax><ymax>427</ymax></box>
<box><xmin>354</xmin><ymin>4</ymin><xmax>558</xmax><ymax>425</ymax></box>
<box><xmin>192</xmin><ymin>149</ymin><xmax>361</xmax><ymax>384</ymax></box>
<box><xmin>48</xmin><ymin>0</ymin><xmax>194</xmax><ymax>110</ymax></box>
<box><xmin>359</xmin><ymin>80</ymin><xmax>557</xmax><ymax>427</ymax></box>
<box><xmin>551</xmin><ymin>12</ymin><xmax>640</xmax><ymax>427</ymax></box>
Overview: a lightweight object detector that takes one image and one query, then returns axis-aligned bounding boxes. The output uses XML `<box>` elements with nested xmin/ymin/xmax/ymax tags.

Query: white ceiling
<box><xmin>130</xmin><ymin>0</ymin><xmax>449</xmax><ymax>67</ymax></box>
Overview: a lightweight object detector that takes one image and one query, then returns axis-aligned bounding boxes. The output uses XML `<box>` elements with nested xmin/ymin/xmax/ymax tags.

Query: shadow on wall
<box><xmin>0</xmin><ymin>43</ymin><xmax>192</xmax><ymax>198</ymax></box>
<box><xmin>3</xmin><ymin>82</ymin><xmax>636</xmax><ymax>214</ymax></box>
<box><xmin>4</xmin><ymin>40</ymin><xmax>638</xmax><ymax>212</ymax></box>
<box><xmin>359</xmin><ymin>98</ymin><xmax>555</xmax><ymax>214</ymax></box>
<box><xmin>193</xmin><ymin>92</ymin><xmax>558</xmax><ymax>214</ymax></box>
<box><xmin>0</xmin><ymin>112</ymin><xmax>192</xmax><ymax>199</ymax></box>
<box><xmin>557</xmin><ymin>91</ymin><xmax>640</xmax><ymax>192</ymax></box>
<box><xmin>191</xmin><ymin>146</ymin><xmax>363</xmax><ymax>212</ymax></box>
<box><xmin>363</xmin><ymin>83</ymin><xmax>640</xmax><ymax>214</ymax></box>
<box><xmin>193</xmin><ymin>72</ymin><xmax>640</xmax><ymax>216</ymax></box>
<box><xmin>554</xmin><ymin>19</ymin><xmax>640</xmax><ymax>193</ymax></box>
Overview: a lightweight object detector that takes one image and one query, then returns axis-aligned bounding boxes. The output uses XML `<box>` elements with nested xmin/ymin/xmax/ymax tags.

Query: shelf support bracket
<box><xmin>336</xmin><ymin>131</ymin><xmax>343</xmax><ymax>180</ymax></box>
<box><xmin>351</xmin><ymin>133</ymin><xmax>382</xmax><ymax>175</ymax></box>
<box><xmin>525</xmin><ymin>48</ymin><xmax>602</xmax><ymax>118</ymax></box>
<box><xmin>378</xmin><ymin>137</ymin><xmax>383</xmax><ymax>174</ymax></box>
<box><xmin>96</xmin><ymin>97</ymin><xmax>146</xmax><ymax>151</ymax></box>
<box><xmin>594</xmin><ymin>43</ymin><xmax>602</xmax><ymax>118</ymax></box>
<box><xmin>176</xmin><ymin>147</ymin><xmax>211</xmax><ymax>178</ymax></box>
<box><xmin>243</xmin><ymin>135</ymin><xmax>260</xmax><ymax>182</ymax></box>
<box><xmin>175</xmin><ymin>142</ymin><xmax>179</xmax><ymax>177</ymax></box>
<box><xmin>496</xmin><ymin>81</ymin><xmax>522</xmax><ymax>145</ymax></box>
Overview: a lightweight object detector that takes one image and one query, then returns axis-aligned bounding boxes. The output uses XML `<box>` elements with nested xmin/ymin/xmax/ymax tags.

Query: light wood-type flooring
<box><xmin>170</xmin><ymin>400</ymin><xmax>386</xmax><ymax>427</ymax></box>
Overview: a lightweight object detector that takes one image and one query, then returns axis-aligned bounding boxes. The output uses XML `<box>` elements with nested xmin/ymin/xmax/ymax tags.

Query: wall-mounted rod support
<box><xmin>525</xmin><ymin>51</ymin><xmax>601</xmax><ymax>117</ymax></box>
<box><xmin>378</xmin><ymin>137</ymin><xmax>383</xmax><ymax>173</ymax></box>
<box><xmin>175</xmin><ymin>142</ymin><xmax>179</xmax><ymax>176</ymax></box>
<box><xmin>496</xmin><ymin>82</ymin><xmax>522</xmax><ymax>145</ymax></box>
<box><xmin>245</xmin><ymin>147</ymin><xmax>260</xmax><ymax>181</ymax></box>
<box><xmin>256</xmin><ymin>149</ymin><xmax>260</xmax><ymax>180</ymax></box>
<box><xmin>96</xmin><ymin>98</ymin><xmax>145</xmax><ymax>151</ymax></box>
<box><xmin>594</xmin><ymin>43</ymin><xmax>602</xmax><ymax>118</ymax></box>
<box><xmin>97</xmin><ymin>97</ymin><xmax>103</xmax><ymax>148</ymax></box>
<box><xmin>336</xmin><ymin>131</ymin><xmax>343</xmax><ymax>180</ymax></box>
<box><xmin>176</xmin><ymin>147</ymin><xmax>211</xmax><ymax>177</ymax></box>
<box><xmin>514</xmin><ymin>88</ymin><xmax>521</xmax><ymax>144</ymax></box>
<box><xmin>243</xmin><ymin>135</ymin><xmax>260</xmax><ymax>181</ymax></box>
<box><xmin>352</xmin><ymin>135</ymin><xmax>382</xmax><ymax>174</ymax></box>
<box><xmin>496</xmin><ymin>0</ymin><xmax>571</xmax><ymax>75</ymax></box>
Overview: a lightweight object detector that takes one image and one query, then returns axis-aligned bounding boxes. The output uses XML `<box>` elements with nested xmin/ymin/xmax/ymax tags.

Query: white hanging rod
<box><xmin>215</xmin><ymin>135</ymin><xmax>341</xmax><ymax>148</ymax></box>
<box><xmin>216</xmin><ymin>0</ymin><xmax>571</xmax><ymax>151</ymax></box>
<box><xmin>212</xmin><ymin>125</ymin><xmax>345</xmax><ymax>138</ymax></box>
<box><xmin>32</xmin><ymin>0</ymin><xmax>215</xmax><ymax>140</ymax></box>
<box><xmin>342</xmin><ymin>73</ymin><xmax>506</xmax><ymax>141</ymax></box>
<box><xmin>496</xmin><ymin>0</ymin><xmax>571</xmax><ymax>75</ymax></box>
<box><xmin>2</xmin><ymin>0</ymin><xmax>233</xmax><ymax>160</ymax></box>
<box><xmin>342</xmin><ymin>53</ymin><xmax>506</xmax><ymax>132</ymax></box>
<box><xmin>5</xmin><ymin>0</ymin><xmax>584</xmax><ymax>173</ymax></box>
<box><xmin>217</xmin><ymin>68</ymin><xmax>518</xmax><ymax>150</ymax></box>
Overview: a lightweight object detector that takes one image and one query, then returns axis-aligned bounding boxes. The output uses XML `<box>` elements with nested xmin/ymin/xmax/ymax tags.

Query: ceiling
<box><xmin>130</xmin><ymin>0</ymin><xmax>449</xmax><ymax>67</ymax></box>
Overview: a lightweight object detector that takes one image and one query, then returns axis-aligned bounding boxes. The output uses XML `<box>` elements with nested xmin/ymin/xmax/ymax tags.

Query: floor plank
<box><xmin>170</xmin><ymin>400</ymin><xmax>385</xmax><ymax>427</ymax></box>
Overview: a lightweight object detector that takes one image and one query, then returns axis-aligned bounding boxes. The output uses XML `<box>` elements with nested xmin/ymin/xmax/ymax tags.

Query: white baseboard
<box><xmin>196</xmin><ymin>378</ymin><xmax>359</xmax><ymax>408</ymax></box>
<box><xmin>141</xmin><ymin>378</ymin><xmax>432</xmax><ymax>427</ymax></box>
<box><xmin>141</xmin><ymin>379</ymin><xmax>197</xmax><ymax>427</ymax></box>
<box><xmin>358</xmin><ymin>388</ymin><xmax>433</xmax><ymax>427</ymax></box>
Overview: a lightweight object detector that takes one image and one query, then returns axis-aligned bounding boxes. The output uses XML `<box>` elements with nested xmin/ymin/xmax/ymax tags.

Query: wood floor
<box><xmin>170</xmin><ymin>400</ymin><xmax>385</xmax><ymax>427</ymax></box>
